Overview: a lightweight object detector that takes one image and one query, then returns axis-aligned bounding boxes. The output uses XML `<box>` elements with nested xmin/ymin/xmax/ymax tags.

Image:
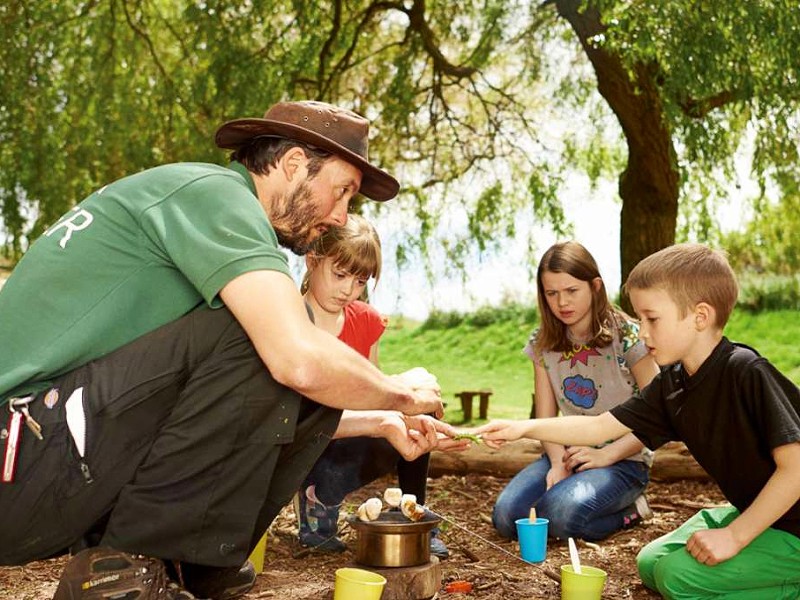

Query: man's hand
<box><xmin>378</xmin><ymin>413</ymin><xmax>466</xmax><ymax>460</ymax></box>
<box><xmin>475</xmin><ymin>420</ymin><xmax>530</xmax><ymax>448</ymax></box>
<box><xmin>406</xmin><ymin>388</ymin><xmax>445</xmax><ymax>419</ymax></box>
<box><xmin>686</xmin><ymin>527</ymin><xmax>743</xmax><ymax>566</ymax></box>
<box><xmin>562</xmin><ymin>445</ymin><xmax>615</xmax><ymax>472</ymax></box>
<box><xmin>391</xmin><ymin>367</ymin><xmax>444</xmax><ymax>418</ymax></box>
<box><xmin>392</xmin><ymin>367</ymin><xmax>439</xmax><ymax>390</ymax></box>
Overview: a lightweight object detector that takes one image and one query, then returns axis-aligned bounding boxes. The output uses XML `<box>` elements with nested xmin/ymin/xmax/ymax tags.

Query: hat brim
<box><xmin>215</xmin><ymin>118</ymin><xmax>399</xmax><ymax>202</ymax></box>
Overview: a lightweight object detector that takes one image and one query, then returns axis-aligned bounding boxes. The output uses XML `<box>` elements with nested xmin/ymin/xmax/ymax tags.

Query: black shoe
<box><xmin>54</xmin><ymin>547</ymin><xmax>201</xmax><ymax>600</ymax></box>
<box><xmin>299</xmin><ymin>530</ymin><xmax>347</xmax><ymax>553</ymax></box>
<box><xmin>180</xmin><ymin>561</ymin><xmax>256</xmax><ymax>600</ymax></box>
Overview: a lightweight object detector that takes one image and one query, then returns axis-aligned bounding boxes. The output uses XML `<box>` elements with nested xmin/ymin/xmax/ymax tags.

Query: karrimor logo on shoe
<box><xmin>82</xmin><ymin>573</ymin><xmax>121</xmax><ymax>589</ymax></box>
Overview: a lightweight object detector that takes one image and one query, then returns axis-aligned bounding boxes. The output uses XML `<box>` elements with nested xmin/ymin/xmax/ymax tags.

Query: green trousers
<box><xmin>638</xmin><ymin>506</ymin><xmax>800</xmax><ymax>599</ymax></box>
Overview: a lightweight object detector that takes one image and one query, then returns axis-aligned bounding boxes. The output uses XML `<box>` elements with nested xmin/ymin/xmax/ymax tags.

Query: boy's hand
<box><xmin>686</xmin><ymin>527</ymin><xmax>743</xmax><ymax>566</ymax></box>
<box><xmin>562</xmin><ymin>445</ymin><xmax>614</xmax><ymax>472</ymax></box>
<box><xmin>475</xmin><ymin>420</ymin><xmax>529</xmax><ymax>448</ymax></box>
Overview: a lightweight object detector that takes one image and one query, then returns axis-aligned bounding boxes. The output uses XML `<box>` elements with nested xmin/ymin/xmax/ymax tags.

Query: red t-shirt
<box><xmin>338</xmin><ymin>300</ymin><xmax>385</xmax><ymax>359</ymax></box>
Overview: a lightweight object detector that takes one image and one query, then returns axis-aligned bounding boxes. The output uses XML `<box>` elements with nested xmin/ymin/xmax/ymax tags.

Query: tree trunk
<box><xmin>429</xmin><ymin>440</ymin><xmax>709</xmax><ymax>482</ymax></box>
<box><xmin>555</xmin><ymin>1</ymin><xmax>679</xmax><ymax>308</ymax></box>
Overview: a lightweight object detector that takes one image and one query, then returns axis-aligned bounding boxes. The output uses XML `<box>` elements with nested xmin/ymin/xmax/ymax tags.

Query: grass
<box><xmin>380</xmin><ymin>309</ymin><xmax>800</xmax><ymax>424</ymax></box>
<box><xmin>381</xmin><ymin>315</ymin><xmax>538</xmax><ymax>423</ymax></box>
<box><xmin>726</xmin><ymin>310</ymin><xmax>800</xmax><ymax>383</ymax></box>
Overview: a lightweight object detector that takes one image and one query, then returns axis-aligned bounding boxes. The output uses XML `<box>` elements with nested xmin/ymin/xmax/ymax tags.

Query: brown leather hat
<box><xmin>215</xmin><ymin>100</ymin><xmax>399</xmax><ymax>201</ymax></box>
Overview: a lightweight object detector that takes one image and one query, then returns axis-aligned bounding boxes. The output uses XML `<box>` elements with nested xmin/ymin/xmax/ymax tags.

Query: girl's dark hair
<box><xmin>231</xmin><ymin>136</ymin><xmax>332</xmax><ymax>178</ymax></box>
<box><xmin>535</xmin><ymin>241</ymin><xmax>626</xmax><ymax>353</ymax></box>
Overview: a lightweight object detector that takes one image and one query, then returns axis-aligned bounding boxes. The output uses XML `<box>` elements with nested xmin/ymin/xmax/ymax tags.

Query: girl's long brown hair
<box><xmin>535</xmin><ymin>241</ymin><xmax>626</xmax><ymax>354</ymax></box>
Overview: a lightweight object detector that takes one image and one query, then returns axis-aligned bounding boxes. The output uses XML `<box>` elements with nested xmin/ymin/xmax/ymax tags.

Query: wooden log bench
<box><xmin>429</xmin><ymin>439</ymin><xmax>709</xmax><ymax>481</ymax></box>
<box><xmin>455</xmin><ymin>389</ymin><xmax>493</xmax><ymax>421</ymax></box>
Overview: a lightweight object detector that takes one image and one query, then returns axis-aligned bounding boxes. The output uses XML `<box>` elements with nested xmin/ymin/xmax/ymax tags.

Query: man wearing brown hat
<box><xmin>0</xmin><ymin>101</ymin><xmax>456</xmax><ymax>599</ymax></box>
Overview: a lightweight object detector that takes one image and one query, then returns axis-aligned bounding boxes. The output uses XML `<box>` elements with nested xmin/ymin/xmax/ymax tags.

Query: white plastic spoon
<box><xmin>568</xmin><ymin>537</ymin><xmax>582</xmax><ymax>574</ymax></box>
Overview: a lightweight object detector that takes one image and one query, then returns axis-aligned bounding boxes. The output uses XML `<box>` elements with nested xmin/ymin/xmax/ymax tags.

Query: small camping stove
<box><xmin>347</xmin><ymin>511</ymin><xmax>442</xmax><ymax>600</ymax></box>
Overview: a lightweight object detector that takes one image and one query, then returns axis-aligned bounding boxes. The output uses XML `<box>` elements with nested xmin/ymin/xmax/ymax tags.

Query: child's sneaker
<box><xmin>634</xmin><ymin>494</ymin><xmax>654</xmax><ymax>521</ymax></box>
<box><xmin>429</xmin><ymin>528</ymin><xmax>450</xmax><ymax>559</ymax></box>
<box><xmin>622</xmin><ymin>494</ymin><xmax>653</xmax><ymax>529</ymax></box>
<box><xmin>294</xmin><ymin>489</ymin><xmax>346</xmax><ymax>553</ymax></box>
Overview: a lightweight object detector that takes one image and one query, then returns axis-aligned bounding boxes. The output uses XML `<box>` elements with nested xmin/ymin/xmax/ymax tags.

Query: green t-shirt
<box><xmin>0</xmin><ymin>161</ymin><xmax>290</xmax><ymax>404</ymax></box>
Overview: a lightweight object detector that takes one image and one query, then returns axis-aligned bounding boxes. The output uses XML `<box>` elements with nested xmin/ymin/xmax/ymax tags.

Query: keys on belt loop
<box><xmin>3</xmin><ymin>396</ymin><xmax>45</xmax><ymax>483</ymax></box>
<box><xmin>2</xmin><ymin>410</ymin><xmax>23</xmax><ymax>483</ymax></box>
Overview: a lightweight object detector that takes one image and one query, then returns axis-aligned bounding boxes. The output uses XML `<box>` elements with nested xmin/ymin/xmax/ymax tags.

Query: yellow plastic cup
<box><xmin>333</xmin><ymin>567</ymin><xmax>387</xmax><ymax>600</ymax></box>
<box><xmin>248</xmin><ymin>531</ymin><xmax>268</xmax><ymax>574</ymax></box>
<box><xmin>561</xmin><ymin>565</ymin><xmax>607</xmax><ymax>600</ymax></box>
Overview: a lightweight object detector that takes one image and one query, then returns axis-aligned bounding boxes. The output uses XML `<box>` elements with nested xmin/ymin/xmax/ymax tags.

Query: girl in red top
<box><xmin>295</xmin><ymin>214</ymin><xmax>449</xmax><ymax>557</ymax></box>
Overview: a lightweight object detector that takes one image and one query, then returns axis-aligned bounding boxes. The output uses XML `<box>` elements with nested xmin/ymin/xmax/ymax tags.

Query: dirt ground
<box><xmin>0</xmin><ymin>474</ymin><xmax>725</xmax><ymax>599</ymax></box>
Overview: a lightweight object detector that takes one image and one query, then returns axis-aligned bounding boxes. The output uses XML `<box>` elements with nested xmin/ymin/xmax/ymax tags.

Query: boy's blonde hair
<box><xmin>624</xmin><ymin>243</ymin><xmax>738</xmax><ymax>328</ymax></box>
<box><xmin>301</xmin><ymin>214</ymin><xmax>382</xmax><ymax>294</ymax></box>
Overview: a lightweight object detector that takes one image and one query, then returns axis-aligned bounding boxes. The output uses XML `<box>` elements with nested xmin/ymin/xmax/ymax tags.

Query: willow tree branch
<box><xmin>318</xmin><ymin>0</ymin><xmax>344</xmax><ymax>97</ymax></box>
<box><xmin>406</xmin><ymin>0</ymin><xmax>477</xmax><ymax>80</ymax></box>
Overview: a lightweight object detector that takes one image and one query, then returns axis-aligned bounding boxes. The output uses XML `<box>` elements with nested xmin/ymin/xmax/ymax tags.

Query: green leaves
<box><xmin>1</xmin><ymin>0</ymin><xmax>798</xmax><ymax>290</ymax></box>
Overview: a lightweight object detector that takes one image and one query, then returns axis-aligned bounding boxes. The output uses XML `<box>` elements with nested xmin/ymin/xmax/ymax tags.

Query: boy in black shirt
<box><xmin>479</xmin><ymin>243</ymin><xmax>800</xmax><ymax>599</ymax></box>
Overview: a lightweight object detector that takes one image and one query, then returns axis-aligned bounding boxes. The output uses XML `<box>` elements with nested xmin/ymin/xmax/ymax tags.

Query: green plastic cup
<box><xmin>334</xmin><ymin>567</ymin><xmax>387</xmax><ymax>600</ymax></box>
<box><xmin>561</xmin><ymin>564</ymin><xmax>607</xmax><ymax>600</ymax></box>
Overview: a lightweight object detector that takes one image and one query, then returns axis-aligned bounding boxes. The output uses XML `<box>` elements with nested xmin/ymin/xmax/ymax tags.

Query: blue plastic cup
<box><xmin>516</xmin><ymin>517</ymin><xmax>549</xmax><ymax>563</ymax></box>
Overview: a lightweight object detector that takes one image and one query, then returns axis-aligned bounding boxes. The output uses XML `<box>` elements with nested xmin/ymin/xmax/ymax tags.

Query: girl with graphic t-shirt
<box><xmin>492</xmin><ymin>241</ymin><xmax>660</xmax><ymax>541</ymax></box>
<box><xmin>294</xmin><ymin>214</ymin><xmax>450</xmax><ymax>558</ymax></box>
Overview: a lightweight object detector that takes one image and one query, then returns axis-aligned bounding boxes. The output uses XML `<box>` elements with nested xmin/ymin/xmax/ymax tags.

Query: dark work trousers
<box><xmin>0</xmin><ymin>305</ymin><xmax>341</xmax><ymax>567</ymax></box>
<box><xmin>305</xmin><ymin>438</ymin><xmax>430</xmax><ymax>506</ymax></box>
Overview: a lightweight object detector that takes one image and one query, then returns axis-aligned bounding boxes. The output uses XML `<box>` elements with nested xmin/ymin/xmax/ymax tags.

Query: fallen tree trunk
<box><xmin>430</xmin><ymin>440</ymin><xmax>709</xmax><ymax>481</ymax></box>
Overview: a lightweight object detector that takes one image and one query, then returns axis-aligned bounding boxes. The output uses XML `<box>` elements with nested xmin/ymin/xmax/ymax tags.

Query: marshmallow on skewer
<box><xmin>400</xmin><ymin>493</ymin><xmax>426</xmax><ymax>522</ymax></box>
<box><xmin>357</xmin><ymin>497</ymin><xmax>383</xmax><ymax>522</ymax></box>
<box><xmin>384</xmin><ymin>487</ymin><xmax>403</xmax><ymax>508</ymax></box>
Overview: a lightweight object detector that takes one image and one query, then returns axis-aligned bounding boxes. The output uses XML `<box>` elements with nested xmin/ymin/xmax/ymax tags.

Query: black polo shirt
<box><xmin>611</xmin><ymin>337</ymin><xmax>800</xmax><ymax>538</ymax></box>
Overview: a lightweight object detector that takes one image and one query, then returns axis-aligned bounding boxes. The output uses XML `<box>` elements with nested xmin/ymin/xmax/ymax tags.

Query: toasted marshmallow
<box><xmin>400</xmin><ymin>494</ymin><xmax>426</xmax><ymax>521</ymax></box>
<box><xmin>384</xmin><ymin>487</ymin><xmax>403</xmax><ymax>508</ymax></box>
<box><xmin>357</xmin><ymin>497</ymin><xmax>383</xmax><ymax>522</ymax></box>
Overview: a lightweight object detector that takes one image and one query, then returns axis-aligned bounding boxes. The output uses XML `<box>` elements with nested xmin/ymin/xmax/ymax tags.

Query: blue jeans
<box><xmin>492</xmin><ymin>454</ymin><xmax>649</xmax><ymax>541</ymax></box>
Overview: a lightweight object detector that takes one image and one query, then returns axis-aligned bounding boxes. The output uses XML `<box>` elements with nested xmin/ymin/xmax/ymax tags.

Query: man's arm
<box><xmin>686</xmin><ymin>441</ymin><xmax>800</xmax><ymax>566</ymax></box>
<box><xmin>477</xmin><ymin>412</ymin><xmax>631</xmax><ymax>448</ymax></box>
<box><xmin>220</xmin><ymin>270</ymin><xmax>442</xmax><ymax>415</ymax></box>
<box><xmin>333</xmin><ymin>410</ymin><xmax>468</xmax><ymax>461</ymax></box>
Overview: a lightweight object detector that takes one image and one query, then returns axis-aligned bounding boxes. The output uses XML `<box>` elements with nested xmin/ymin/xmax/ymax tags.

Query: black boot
<box><xmin>176</xmin><ymin>561</ymin><xmax>256</xmax><ymax>600</ymax></box>
<box><xmin>295</xmin><ymin>490</ymin><xmax>346</xmax><ymax>553</ymax></box>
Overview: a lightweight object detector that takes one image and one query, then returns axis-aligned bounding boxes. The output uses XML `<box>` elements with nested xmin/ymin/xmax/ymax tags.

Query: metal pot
<box><xmin>348</xmin><ymin>511</ymin><xmax>441</xmax><ymax>567</ymax></box>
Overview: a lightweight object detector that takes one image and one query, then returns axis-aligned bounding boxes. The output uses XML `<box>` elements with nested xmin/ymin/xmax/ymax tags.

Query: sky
<box><xmin>368</xmin><ymin>178</ymin><xmax>623</xmax><ymax>321</ymax></box>
<box><xmin>287</xmin><ymin>151</ymin><xmax>756</xmax><ymax>322</ymax></box>
<box><xmin>288</xmin><ymin>176</ymin><xmax>627</xmax><ymax>321</ymax></box>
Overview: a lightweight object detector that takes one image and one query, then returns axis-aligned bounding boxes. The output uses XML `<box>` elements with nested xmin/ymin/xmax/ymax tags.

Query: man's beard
<box><xmin>270</xmin><ymin>180</ymin><xmax>323</xmax><ymax>256</ymax></box>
